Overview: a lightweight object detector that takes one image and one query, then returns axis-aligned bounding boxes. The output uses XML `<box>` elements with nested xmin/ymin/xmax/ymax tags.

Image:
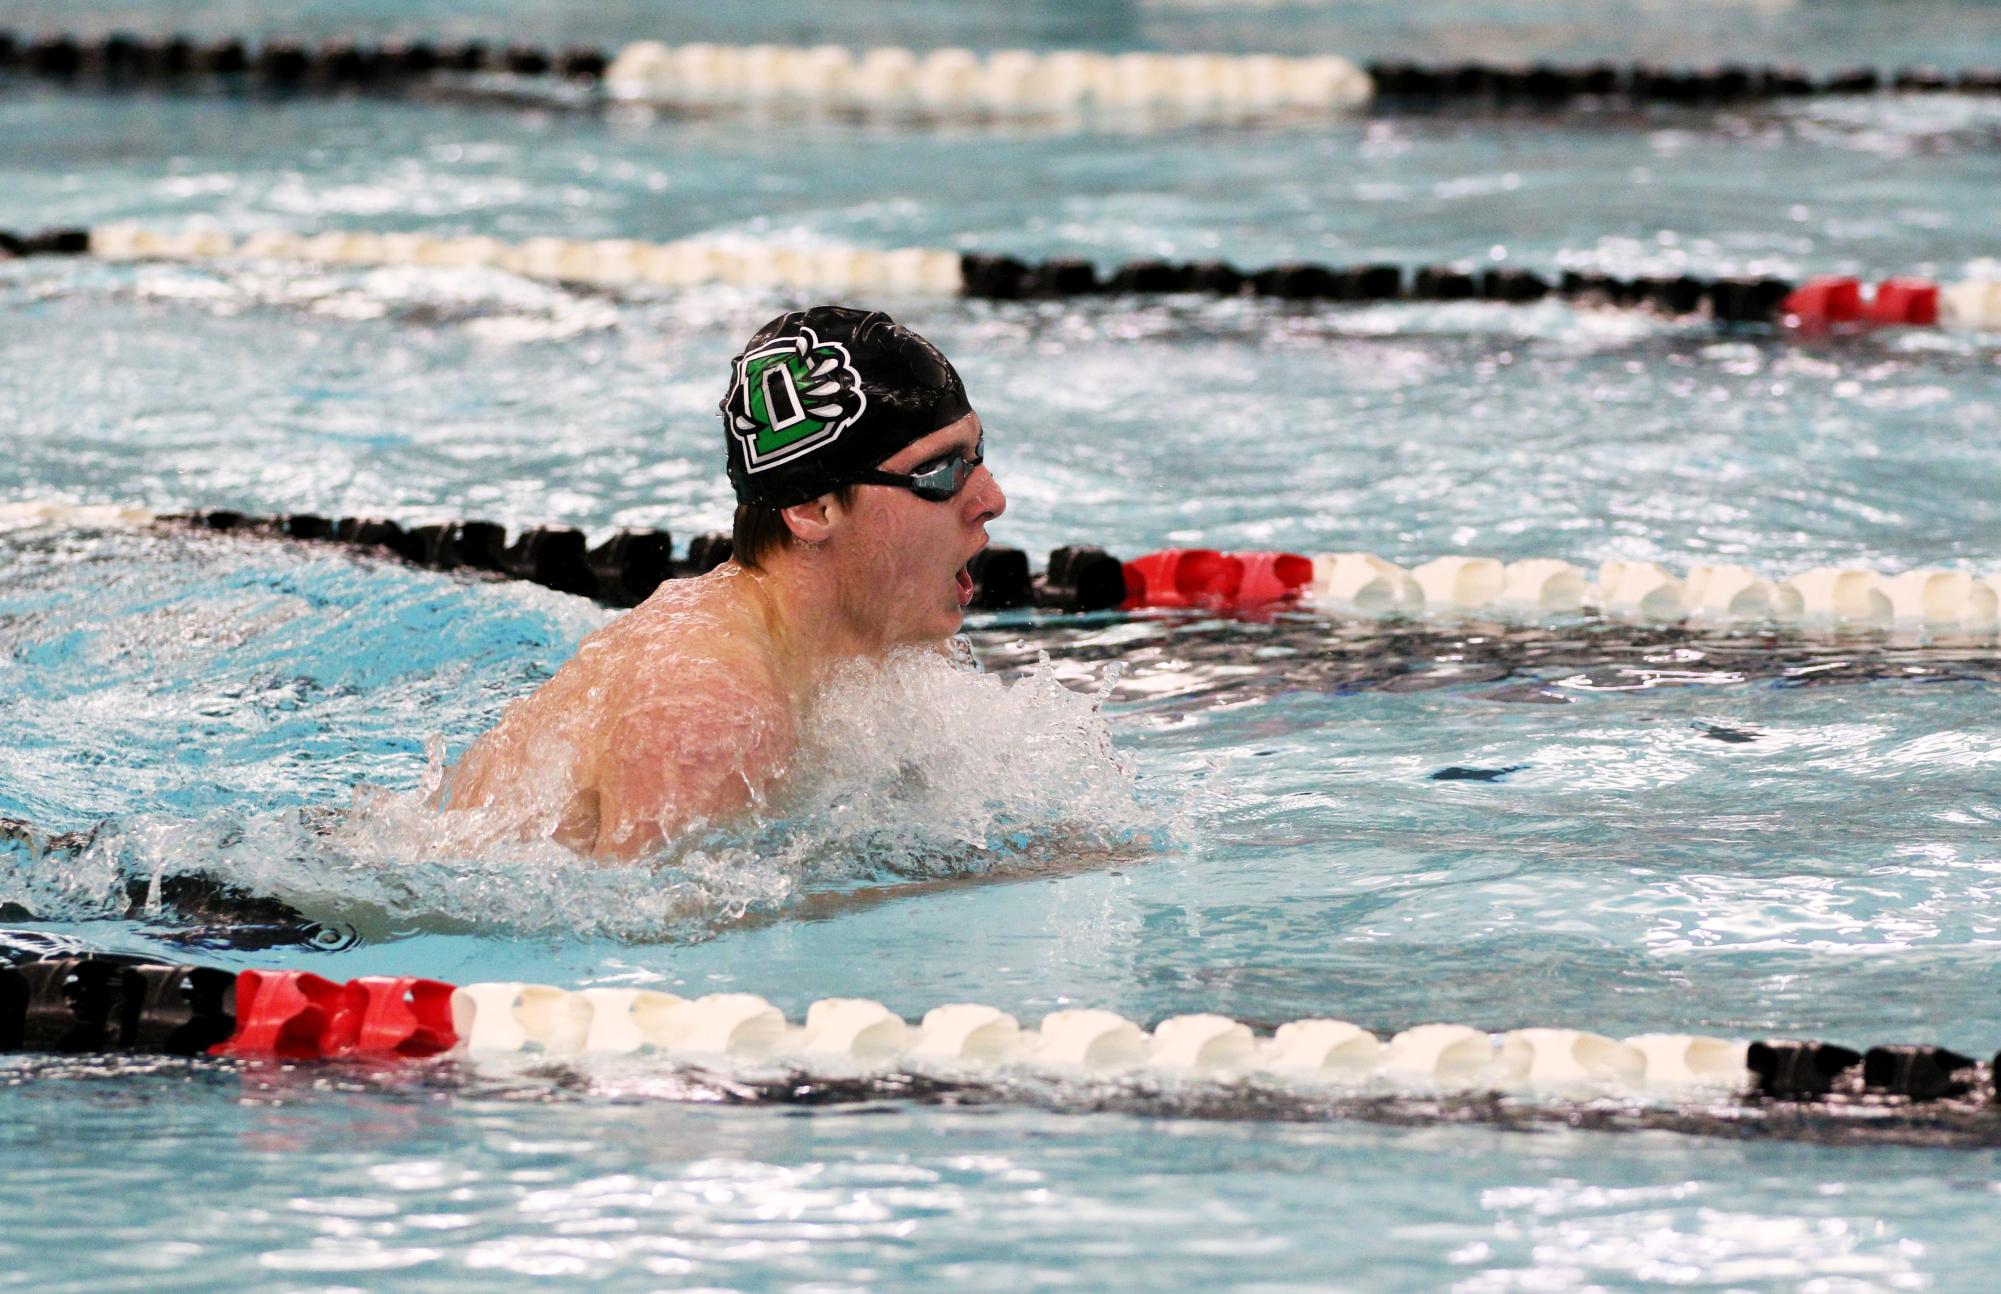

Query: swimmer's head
<box><xmin>719</xmin><ymin>306</ymin><xmax>1004</xmax><ymax>642</ymax></box>
<box><xmin>722</xmin><ymin>305</ymin><xmax>972</xmax><ymax>513</ymax></box>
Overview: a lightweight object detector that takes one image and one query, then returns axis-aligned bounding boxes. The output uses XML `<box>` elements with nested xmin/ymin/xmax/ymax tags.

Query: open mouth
<box><xmin>955</xmin><ymin>562</ymin><xmax>975</xmax><ymax>607</ymax></box>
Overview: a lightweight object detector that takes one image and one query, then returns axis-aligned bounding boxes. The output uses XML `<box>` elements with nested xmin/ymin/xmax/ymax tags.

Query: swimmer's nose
<box><xmin>965</xmin><ymin>463</ymin><xmax>1005</xmax><ymax>524</ymax></box>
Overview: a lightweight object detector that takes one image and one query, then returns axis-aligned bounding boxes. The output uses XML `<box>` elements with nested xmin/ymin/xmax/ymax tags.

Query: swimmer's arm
<box><xmin>589</xmin><ymin>693</ymin><xmax>793</xmax><ymax>861</ymax></box>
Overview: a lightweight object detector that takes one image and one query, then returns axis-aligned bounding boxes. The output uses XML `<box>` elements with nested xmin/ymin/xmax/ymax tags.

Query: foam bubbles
<box><xmin>781</xmin><ymin>646</ymin><xmax>1145</xmax><ymax>861</ymax></box>
<box><xmin>331</xmin><ymin>646</ymin><xmax>1150</xmax><ymax>934</ymax></box>
<box><xmin>70</xmin><ymin>645</ymin><xmax>1151</xmax><ymax>942</ymax></box>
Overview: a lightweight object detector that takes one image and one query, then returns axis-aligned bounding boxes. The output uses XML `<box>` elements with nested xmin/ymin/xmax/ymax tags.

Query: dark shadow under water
<box><xmin>10</xmin><ymin>1047</ymin><xmax>2001</xmax><ymax>1151</ymax></box>
<box><xmin>971</xmin><ymin>609</ymin><xmax>2001</xmax><ymax>710</ymax></box>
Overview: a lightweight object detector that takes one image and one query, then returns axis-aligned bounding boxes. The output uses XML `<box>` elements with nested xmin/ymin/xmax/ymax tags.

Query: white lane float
<box><xmin>432</xmin><ymin>985</ymin><xmax>1759</xmax><ymax>1099</ymax></box>
<box><xmin>602</xmin><ymin>41</ymin><xmax>1371</xmax><ymax>120</ymax></box>
<box><xmin>513</xmin><ymin>983</ymin><xmax>597</xmax><ymax>1054</ymax></box>
<box><xmin>913</xmin><ymin>47</ymin><xmax>981</xmax><ymax>109</ymax></box>
<box><xmin>1983</xmin><ymin>575</ymin><xmax>2001</xmax><ymax>621</ymax></box>
<box><xmin>852</xmin><ymin>46</ymin><xmax>920</xmax><ymax>108</ymax></box>
<box><xmin>1497</xmin><ymin>1028</ymin><xmax>1646</xmax><ymax>1089</ymax></box>
<box><xmin>1625</xmin><ymin>1034</ymin><xmax>1753</xmax><ymax>1088</ymax></box>
<box><xmin>1880</xmin><ymin>569</ymin><xmax>1998</xmax><ymax>626</ymax></box>
<box><xmin>87</xmin><ymin>222</ymin><xmax>968</xmax><ymax>296</ymax></box>
<box><xmin>449</xmin><ymin>982</ymin><xmax>592</xmax><ymax>1054</ymax></box>
<box><xmin>1685</xmin><ymin>563</ymin><xmax>1801</xmax><ymax>621</ymax></box>
<box><xmin>0</xmin><ymin>500</ymin><xmax>156</xmax><ymax>533</ymax></box>
<box><xmin>1300</xmin><ymin>553</ymin><xmax>2001</xmax><ymax>633</ymax></box>
<box><xmin>1410</xmin><ymin>556</ymin><xmax>1506</xmax><ymax>610</ymax></box>
<box><xmin>909</xmin><ymin>1004</ymin><xmax>1022</xmax><ymax>1064</ymax></box>
<box><xmin>576</xmin><ymin>987</ymin><xmax>688</xmax><ymax>1055</ymax></box>
<box><xmin>1597</xmin><ymin>560</ymin><xmax>1688</xmax><ymax>621</ymax></box>
<box><xmin>1031</xmin><ymin>1008</ymin><xmax>1149</xmax><ymax>1071</ymax></box>
<box><xmin>1148</xmin><ymin>1014</ymin><xmax>1258</xmax><ymax>1073</ymax></box>
<box><xmin>1380</xmin><ymin>1023</ymin><xmax>1497</xmax><ymax>1085</ymax></box>
<box><xmin>1256</xmin><ymin>1020</ymin><xmax>1382</xmax><ymax>1077</ymax></box>
<box><xmin>794</xmin><ymin>997</ymin><xmax>913</xmax><ymax>1061</ymax></box>
<box><xmin>1500</xmin><ymin>559</ymin><xmax>1587</xmax><ymax>613</ymax></box>
<box><xmin>1940</xmin><ymin>279</ymin><xmax>2001</xmax><ymax>330</ymax></box>
<box><xmin>671</xmin><ymin>992</ymin><xmax>789</xmax><ymax>1056</ymax></box>
<box><xmin>1308</xmin><ymin>552</ymin><xmax>1423</xmax><ymax>614</ymax></box>
<box><xmin>1787</xmin><ymin>567</ymin><xmax>1892</xmax><ymax>623</ymax></box>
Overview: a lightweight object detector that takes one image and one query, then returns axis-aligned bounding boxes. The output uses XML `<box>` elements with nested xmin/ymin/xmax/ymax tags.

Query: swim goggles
<box><xmin>850</xmin><ymin>434</ymin><xmax>986</xmax><ymax>502</ymax></box>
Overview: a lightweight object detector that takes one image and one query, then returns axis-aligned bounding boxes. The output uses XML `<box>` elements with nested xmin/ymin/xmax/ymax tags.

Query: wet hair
<box><xmin>729</xmin><ymin>485</ymin><xmax>856</xmax><ymax>571</ymax></box>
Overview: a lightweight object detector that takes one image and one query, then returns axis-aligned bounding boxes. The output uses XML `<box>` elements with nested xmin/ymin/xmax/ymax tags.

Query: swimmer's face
<box><xmin>832</xmin><ymin>412</ymin><xmax>1006</xmax><ymax>643</ymax></box>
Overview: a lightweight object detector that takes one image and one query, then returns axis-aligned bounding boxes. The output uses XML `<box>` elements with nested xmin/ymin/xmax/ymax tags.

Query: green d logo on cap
<box><xmin>726</xmin><ymin>326</ymin><xmax>869</xmax><ymax>473</ymax></box>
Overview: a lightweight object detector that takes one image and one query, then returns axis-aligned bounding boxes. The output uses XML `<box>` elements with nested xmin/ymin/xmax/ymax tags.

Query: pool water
<box><xmin>7</xmin><ymin>1</ymin><xmax>2001</xmax><ymax>1289</ymax></box>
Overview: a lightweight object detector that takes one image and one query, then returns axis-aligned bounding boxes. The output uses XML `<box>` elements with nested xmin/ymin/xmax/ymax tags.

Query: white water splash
<box><xmin>341</xmin><ymin>646</ymin><xmax>1153</xmax><ymax>936</ymax></box>
<box><xmin>4</xmin><ymin>647</ymin><xmax>1158</xmax><ymax>942</ymax></box>
<box><xmin>782</xmin><ymin>645</ymin><xmax>1142</xmax><ymax>862</ymax></box>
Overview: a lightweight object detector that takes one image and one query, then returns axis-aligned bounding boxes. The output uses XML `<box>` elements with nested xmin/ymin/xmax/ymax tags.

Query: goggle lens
<box><xmin>858</xmin><ymin>434</ymin><xmax>985</xmax><ymax>502</ymax></box>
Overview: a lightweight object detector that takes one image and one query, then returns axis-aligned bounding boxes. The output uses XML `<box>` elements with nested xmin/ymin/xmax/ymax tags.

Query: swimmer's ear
<box><xmin>779</xmin><ymin>492</ymin><xmax>843</xmax><ymax>546</ymax></box>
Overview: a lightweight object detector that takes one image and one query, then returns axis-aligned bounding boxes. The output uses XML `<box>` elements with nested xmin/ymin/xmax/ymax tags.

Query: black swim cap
<box><xmin>721</xmin><ymin>305</ymin><xmax>972</xmax><ymax>508</ymax></box>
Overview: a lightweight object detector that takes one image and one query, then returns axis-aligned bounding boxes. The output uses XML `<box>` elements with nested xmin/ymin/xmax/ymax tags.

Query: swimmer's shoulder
<box><xmin>587</xmin><ymin>579</ymin><xmax>796</xmax><ymax>852</ymax></box>
<box><xmin>618</xmin><ymin>563</ymin><xmax>763</xmax><ymax>633</ymax></box>
<box><xmin>607</xmin><ymin>570</ymin><xmax>792</xmax><ymax>717</ymax></box>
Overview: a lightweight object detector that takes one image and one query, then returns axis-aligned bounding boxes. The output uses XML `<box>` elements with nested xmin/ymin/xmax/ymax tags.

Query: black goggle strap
<box><xmin>851</xmin><ymin>435</ymin><xmax>985</xmax><ymax>501</ymax></box>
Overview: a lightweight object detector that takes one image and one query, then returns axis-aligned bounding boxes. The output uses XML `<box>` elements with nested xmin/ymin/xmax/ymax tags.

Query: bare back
<box><xmin>442</xmin><ymin>567</ymin><xmax>798</xmax><ymax>859</ymax></box>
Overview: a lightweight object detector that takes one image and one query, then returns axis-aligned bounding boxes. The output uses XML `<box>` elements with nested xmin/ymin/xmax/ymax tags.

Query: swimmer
<box><xmin>439</xmin><ymin>306</ymin><xmax>1006</xmax><ymax>859</ymax></box>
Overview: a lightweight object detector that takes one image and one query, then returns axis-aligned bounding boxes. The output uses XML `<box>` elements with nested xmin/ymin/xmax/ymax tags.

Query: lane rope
<box><xmin>0</xmin><ymin>32</ymin><xmax>605</xmax><ymax>86</ymax></box>
<box><xmin>7</xmin><ymin>503</ymin><xmax>2001</xmax><ymax>634</ymax></box>
<box><xmin>8</xmin><ymin>952</ymin><xmax>2001</xmax><ymax>1150</ymax></box>
<box><xmin>6</xmin><ymin>31</ymin><xmax>2001</xmax><ymax>118</ymax></box>
<box><xmin>9</xmin><ymin>222</ymin><xmax>2001</xmax><ymax>330</ymax></box>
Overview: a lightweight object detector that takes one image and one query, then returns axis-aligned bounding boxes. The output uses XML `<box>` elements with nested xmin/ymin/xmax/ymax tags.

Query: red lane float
<box><xmin>1123</xmin><ymin>549</ymin><xmax>1239</xmax><ymax>610</ymax></box>
<box><xmin>1784</xmin><ymin>276</ymin><xmax>1940</xmax><ymax>329</ymax></box>
<box><xmin>1122</xmin><ymin>549</ymin><xmax>1310</xmax><ymax>613</ymax></box>
<box><xmin>1783</xmin><ymin>276</ymin><xmax>1863</xmax><ymax>325</ymax></box>
<box><xmin>1231</xmin><ymin>551</ymin><xmax>1313</xmax><ymax>608</ymax></box>
<box><xmin>1864</xmin><ymin>278</ymin><xmax>1939</xmax><ymax>326</ymax></box>
<box><xmin>335</xmin><ymin>976</ymin><xmax>458</xmax><ymax>1057</ymax></box>
<box><xmin>213</xmin><ymin>970</ymin><xmax>457</xmax><ymax>1059</ymax></box>
<box><xmin>214</xmin><ymin>969</ymin><xmax>344</xmax><ymax>1058</ymax></box>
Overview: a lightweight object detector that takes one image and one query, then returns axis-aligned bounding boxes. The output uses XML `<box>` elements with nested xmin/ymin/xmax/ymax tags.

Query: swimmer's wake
<box><xmin>0</xmin><ymin>649</ymin><xmax>1158</xmax><ymax>947</ymax></box>
<box><xmin>0</xmin><ymin>816</ymin><xmax>359</xmax><ymax>952</ymax></box>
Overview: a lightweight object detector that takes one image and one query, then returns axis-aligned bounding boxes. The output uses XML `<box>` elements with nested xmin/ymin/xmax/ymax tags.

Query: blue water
<box><xmin>8</xmin><ymin>1</ymin><xmax>2001</xmax><ymax>1289</ymax></box>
